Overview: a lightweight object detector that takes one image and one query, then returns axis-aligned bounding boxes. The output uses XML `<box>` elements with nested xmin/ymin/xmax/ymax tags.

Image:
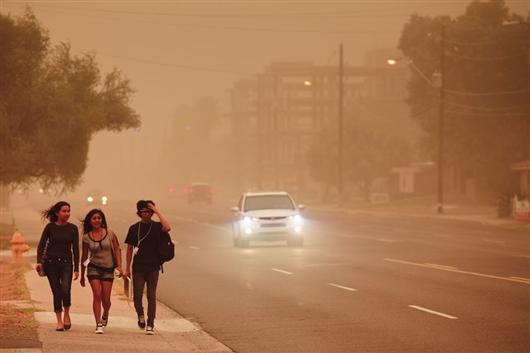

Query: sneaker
<box><xmin>137</xmin><ymin>315</ymin><xmax>146</xmax><ymax>329</ymax></box>
<box><xmin>95</xmin><ymin>323</ymin><xmax>104</xmax><ymax>334</ymax></box>
<box><xmin>101</xmin><ymin>315</ymin><xmax>108</xmax><ymax>327</ymax></box>
<box><xmin>145</xmin><ymin>326</ymin><xmax>154</xmax><ymax>335</ymax></box>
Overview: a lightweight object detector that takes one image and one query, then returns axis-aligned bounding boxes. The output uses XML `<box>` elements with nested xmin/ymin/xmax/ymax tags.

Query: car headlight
<box><xmin>242</xmin><ymin>216</ymin><xmax>259</xmax><ymax>225</ymax></box>
<box><xmin>289</xmin><ymin>214</ymin><xmax>303</xmax><ymax>223</ymax></box>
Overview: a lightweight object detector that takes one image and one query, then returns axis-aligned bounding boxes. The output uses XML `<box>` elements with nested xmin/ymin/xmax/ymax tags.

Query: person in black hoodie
<box><xmin>36</xmin><ymin>201</ymin><xmax>80</xmax><ymax>331</ymax></box>
<box><xmin>124</xmin><ymin>200</ymin><xmax>171</xmax><ymax>335</ymax></box>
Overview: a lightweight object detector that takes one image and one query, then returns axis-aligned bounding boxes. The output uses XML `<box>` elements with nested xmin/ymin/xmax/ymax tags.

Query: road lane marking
<box><xmin>408</xmin><ymin>305</ymin><xmax>458</xmax><ymax>320</ymax></box>
<box><xmin>509</xmin><ymin>276</ymin><xmax>530</xmax><ymax>283</ymax></box>
<box><xmin>432</xmin><ymin>233</ymin><xmax>454</xmax><ymax>239</ymax></box>
<box><xmin>303</xmin><ymin>263</ymin><xmax>346</xmax><ymax>268</ymax></box>
<box><xmin>375</xmin><ymin>238</ymin><xmax>400</xmax><ymax>243</ymax></box>
<box><xmin>424</xmin><ymin>263</ymin><xmax>458</xmax><ymax>270</ymax></box>
<box><xmin>384</xmin><ymin>258</ymin><xmax>530</xmax><ymax>285</ymax></box>
<box><xmin>272</xmin><ymin>268</ymin><xmax>293</xmax><ymax>275</ymax></box>
<box><xmin>327</xmin><ymin>283</ymin><xmax>357</xmax><ymax>292</ymax></box>
<box><xmin>336</xmin><ymin>233</ymin><xmax>353</xmax><ymax>238</ymax></box>
<box><xmin>482</xmin><ymin>239</ymin><xmax>505</xmax><ymax>244</ymax></box>
<box><xmin>189</xmin><ymin>246</ymin><xmax>200</xmax><ymax>250</ymax></box>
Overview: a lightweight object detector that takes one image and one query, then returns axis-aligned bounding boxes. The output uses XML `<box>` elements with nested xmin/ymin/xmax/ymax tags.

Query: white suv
<box><xmin>231</xmin><ymin>191</ymin><xmax>305</xmax><ymax>248</ymax></box>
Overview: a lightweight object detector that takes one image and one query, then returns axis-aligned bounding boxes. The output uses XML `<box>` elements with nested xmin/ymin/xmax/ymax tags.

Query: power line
<box><xmin>444</xmin><ymin>37</ymin><xmax>526</xmax><ymax>47</ymax></box>
<box><xmin>445</xmin><ymin>101</ymin><xmax>530</xmax><ymax>112</ymax></box>
<box><xmin>446</xmin><ymin>109</ymin><xmax>528</xmax><ymax>118</ymax></box>
<box><xmin>15</xmin><ymin>3</ymin><xmax>398</xmax><ymax>35</ymax></box>
<box><xmin>444</xmin><ymin>51</ymin><xmax>526</xmax><ymax>61</ymax></box>
<box><xmin>444</xmin><ymin>88</ymin><xmax>529</xmax><ymax>97</ymax></box>
<box><xmin>97</xmin><ymin>51</ymin><xmax>249</xmax><ymax>75</ymax></box>
<box><xmin>23</xmin><ymin>2</ymin><xmax>435</xmax><ymax>19</ymax></box>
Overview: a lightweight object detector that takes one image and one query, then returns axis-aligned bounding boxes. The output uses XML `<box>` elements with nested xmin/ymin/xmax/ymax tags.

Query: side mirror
<box><xmin>231</xmin><ymin>206</ymin><xmax>239</xmax><ymax>213</ymax></box>
<box><xmin>297</xmin><ymin>204</ymin><xmax>306</xmax><ymax>211</ymax></box>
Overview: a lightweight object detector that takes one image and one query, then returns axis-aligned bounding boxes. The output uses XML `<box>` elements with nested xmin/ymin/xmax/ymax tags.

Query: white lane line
<box><xmin>408</xmin><ymin>305</ymin><xmax>458</xmax><ymax>320</ymax></box>
<box><xmin>513</xmin><ymin>255</ymin><xmax>530</xmax><ymax>259</ymax></box>
<box><xmin>189</xmin><ymin>246</ymin><xmax>200</xmax><ymax>250</ymax></box>
<box><xmin>509</xmin><ymin>276</ymin><xmax>530</xmax><ymax>283</ymax></box>
<box><xmin>424</xmin><ymin>263</ymin><xmax>458</xmax><ymax>270</ymax></box>
<box><xmin>375</xmin><ymin>238</ymin><xmax>400</xmax><ymax>243</ymax></box>
<box><xmin>385</xmin><ymin>258</ymin><xmax>530</xmax><ymax>285</ymax></box>
<box><xmin>272</xmin><ymin>268</ymin><xmax>293</xmax><ymax>275</ymax></box>
<box><xmin>303</xmin><ymin>263</ymin><xmax>346</xmax><ymax>268</ymax></box>
<box><xmin>327</xmin><ymin>283</ymin><xmax>357</xmax><ymax>292</ymax></box>
<box><xmin>482</xmin><ymin>239</ymin><xmax>505</xmax><ymax>244</ymax></box>
<box><xmin>336</xmin><ymin>233</ymin><xmax>353</xmax><ymax>238</ymax></box>
<box><xmin>432</xmin><ymin>233</ymin><xmax>454</xmax><ymax>239</ymax></box>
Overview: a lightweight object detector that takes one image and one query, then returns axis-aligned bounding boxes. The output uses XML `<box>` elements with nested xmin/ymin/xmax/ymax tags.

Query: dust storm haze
<box><xmin>3</xmin><ymin>0</ymin><xmax>528</xmax><ymax>204</ymax></box>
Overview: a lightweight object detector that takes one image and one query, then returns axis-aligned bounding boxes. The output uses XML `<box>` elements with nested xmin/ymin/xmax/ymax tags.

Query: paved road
<box><xmin>12</xmin><ymin>195</ymin><xmax>530</xmax><ymax>352</ymax></box>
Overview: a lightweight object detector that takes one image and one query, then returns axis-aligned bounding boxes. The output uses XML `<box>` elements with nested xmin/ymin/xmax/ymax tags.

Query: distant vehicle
<box><xmin>185</xmin><ymin>182</ymin><xmax>213</xmax><ymax>204</ymax></box>
<box><xmin>231</xmin><ymin>191</ymin><xmax>305</xmax><ymax>248</ymax></box>
<box><xmin>85</xmin><ymin>190</ymin><xmax>109</xmax><ymax>206</ymax></box>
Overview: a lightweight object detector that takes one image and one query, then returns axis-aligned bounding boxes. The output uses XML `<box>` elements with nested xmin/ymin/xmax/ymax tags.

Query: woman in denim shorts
<box><xmin>80</xmin><ymin>209</ymin><xmax>122</xmax><ymax>334</ymax></box>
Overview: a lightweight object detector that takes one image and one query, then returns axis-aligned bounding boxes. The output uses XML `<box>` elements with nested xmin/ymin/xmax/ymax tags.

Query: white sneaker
<box><xmin>145</xmin><ymin>326</ymin><xmax>154</xmax><ymax>335</ymax></box>
<box><xmin>95</xmin><ymin>324</ymin><xmax>104</xmax><ymax>334</ymax></box>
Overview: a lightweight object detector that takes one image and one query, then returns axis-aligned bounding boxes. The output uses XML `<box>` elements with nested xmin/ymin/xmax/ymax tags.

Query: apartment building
<box><xmin>230</xmin><ymin>49</ymin><xmax>410</xmax><ymax>198</ymax></box>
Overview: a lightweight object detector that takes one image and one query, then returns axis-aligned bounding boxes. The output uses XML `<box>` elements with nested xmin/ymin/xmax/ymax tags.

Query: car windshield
<box><xmin>244</xmin><ymin>195</ymin><xmax>294</xmax><ymax>211</ymax></box>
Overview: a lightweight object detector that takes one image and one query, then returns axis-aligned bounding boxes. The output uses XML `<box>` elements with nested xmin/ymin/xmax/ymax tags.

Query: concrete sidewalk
<box><xmin>20</xmin><ymin>269</ymin><xmax>232</xmax><ymax>353</ymax></box>
<box><xmin>2</xmin><ymin>196</ymin><xmax>233</xmax><ymax>353</ymax></box>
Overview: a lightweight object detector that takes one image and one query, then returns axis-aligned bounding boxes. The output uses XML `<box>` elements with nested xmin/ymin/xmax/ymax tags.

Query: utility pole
<box><xmin>256</xmin><ymin>75</ymin><xmax>263</xmax><ymax>190</ymax></box>
<box><xmin>437</xmin><ymin>26</ymin><xmax>445</xmax><ymax>214</ymax></box>
<box><xmin>338</xmin><ymin>43</ymin><xmax>344</xmax><ymax>203</ymax></box>
<box><xmin>273</xmin><ymin>75</ymin><xmax>279</xmax><ymax>190</ymax></box>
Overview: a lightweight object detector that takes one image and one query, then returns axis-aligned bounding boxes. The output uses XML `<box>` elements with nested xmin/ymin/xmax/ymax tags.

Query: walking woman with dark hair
<box><xmin>36</xmin><ymin>201</ymin><xmax>80</xmax><ymax>331</ymax></box>
<box><xmin>80</xmin><ymin>208</ymin><xmax>122</xmax><ymax>334</ymax></box>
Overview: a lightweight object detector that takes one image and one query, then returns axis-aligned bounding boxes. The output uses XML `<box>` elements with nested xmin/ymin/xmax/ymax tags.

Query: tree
<box><xmin>398</xmin><ymin>0</ymin><xmax>529</xmax><ymax>196</ymax></box>
<box><xmin>306</xmin><ymin>111</ymin><xmax>411</xmax><ymax>201</ymax></box>
<box><xmin>0</xmin><ymin>10</ymin><xmax>140</xmax><ymax>191</ymax></box>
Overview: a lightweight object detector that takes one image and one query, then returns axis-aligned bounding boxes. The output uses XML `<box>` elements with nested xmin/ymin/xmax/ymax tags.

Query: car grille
<box><xmin>260</xmin><ymin>223</ymin><xmax>286</xmax><ymax>228</ymax></box>
<box><xmin>258</xmin><ymin>216</ymin><xmax>287</xmax><ymax>221</ymax></box>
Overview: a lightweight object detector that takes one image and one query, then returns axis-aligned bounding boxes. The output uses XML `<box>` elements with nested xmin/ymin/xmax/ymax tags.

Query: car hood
<box><xmin>242</xmin><ymin>209</ymin><xmax>298</xmax><ymax>218</ymax></box>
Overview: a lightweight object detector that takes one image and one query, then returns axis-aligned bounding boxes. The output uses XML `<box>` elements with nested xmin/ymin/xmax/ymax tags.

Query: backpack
<box><xmin>158</xmin><ymin>231</ymin><xmax>174</xmax><ymax>271</ymax></box>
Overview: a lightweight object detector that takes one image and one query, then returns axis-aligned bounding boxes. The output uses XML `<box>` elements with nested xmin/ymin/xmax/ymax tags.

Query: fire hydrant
<box><xmin>10</xmin><ymin>230</ymin><xmax>30</xmax><ymax>263</ymax></box>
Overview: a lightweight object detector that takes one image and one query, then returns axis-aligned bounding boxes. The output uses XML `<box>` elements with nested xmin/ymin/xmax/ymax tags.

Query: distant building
<box><xmin>229</xmin><ymin>49</ymin><xmax>412</xmax><ymax>199</ymax></box>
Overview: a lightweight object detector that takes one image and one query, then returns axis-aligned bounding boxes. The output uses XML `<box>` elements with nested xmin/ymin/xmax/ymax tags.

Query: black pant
<box><xmin>44</xmin><ymin>258</ymin><xmax>73</xmax><ymax>312</ymax></box>
<box><xmin>132</xmin><ymin>270</ymin><xmax>159</xmax><ymax>326</ymax></box>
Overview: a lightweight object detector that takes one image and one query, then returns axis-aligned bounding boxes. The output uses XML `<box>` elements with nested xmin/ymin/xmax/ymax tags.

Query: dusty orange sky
<box><xmin>2</xmin><ymin>1</ymin><xmax>528</xmax><ymax>196</ymax></box>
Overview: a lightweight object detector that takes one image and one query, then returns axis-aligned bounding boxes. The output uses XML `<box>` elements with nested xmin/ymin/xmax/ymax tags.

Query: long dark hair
<box><xmin>82</xmin><ymin>209</ymin><xmax>108</xmax><ymax>234</ymax></box>
<box><xmin>42</xmin><ymin>201</ymin><xmax>71</xmax><ymax>223</ymax></box>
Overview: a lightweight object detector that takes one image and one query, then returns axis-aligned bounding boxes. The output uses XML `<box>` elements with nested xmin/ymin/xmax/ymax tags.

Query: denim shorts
<box><xmin>87</xmin><ymin>263</ymin><xmax>115</xmax><ymax>281</ymax></box>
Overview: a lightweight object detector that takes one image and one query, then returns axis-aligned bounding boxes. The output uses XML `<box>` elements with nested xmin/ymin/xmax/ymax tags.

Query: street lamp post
<box><xmin>437</xmin><ymin>26</ymin><xmax>446</xmax><ymax>214</ymax></box>
<box><xmin>338</xmin><ymin>43</ymin><xmax>344</xmax><ymax>204</ymax></box>
<box><xmin>387</xmin><ymin>31</ymin><xmax>445</xmax><ymax>213</ymax></box>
